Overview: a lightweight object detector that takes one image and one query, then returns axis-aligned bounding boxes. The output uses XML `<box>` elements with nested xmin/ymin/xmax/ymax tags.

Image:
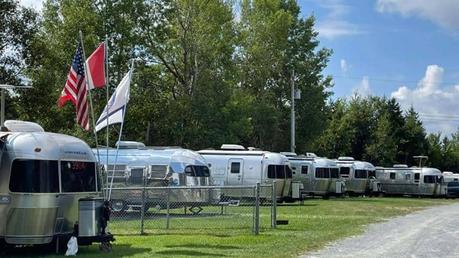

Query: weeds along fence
<box><xmin>106</xmin><ymin>184</ymin><xmax>277</xmax><ymax>235</ymax></box>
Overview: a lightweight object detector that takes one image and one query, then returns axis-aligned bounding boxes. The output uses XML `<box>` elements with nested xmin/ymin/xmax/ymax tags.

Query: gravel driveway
<box><xmin>302</xmin><ymin>202</ymin><xmax>459</xmax><ymax>258</ymax></box>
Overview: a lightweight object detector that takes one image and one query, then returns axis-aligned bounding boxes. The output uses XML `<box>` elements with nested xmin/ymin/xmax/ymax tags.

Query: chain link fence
<box><xmin>106</xmin><ymin>184</ymin><xmax>277</xmax><ymax>235</ymax></box>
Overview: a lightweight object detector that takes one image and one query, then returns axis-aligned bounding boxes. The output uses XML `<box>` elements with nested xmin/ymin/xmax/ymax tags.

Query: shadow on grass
<box><xmin>278</xmin><ymin>203</ymin><xmax>319</xmax><ymax>207</ymax></box>
<box><xmin>165</xmin><ymin>243</ymin><xmax>240</xmax><ymax>250</ymax></box>
<box><xmin>144</xmin><ymin>232</ymin><xmax>234</xmax><ymax>238</ymax></box>
<box><xmin>3</xmin><ymin>244</ymin><xmax>152</xmax><ymax>257</ymax></box>
<box><xmin>156</xmin><ymin>249</ymin><xmax>226</xmax><ymax>256</ymax></box>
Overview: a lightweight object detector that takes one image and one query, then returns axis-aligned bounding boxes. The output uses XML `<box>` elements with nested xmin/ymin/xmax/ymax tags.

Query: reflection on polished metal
<box><xmin>376</xmin><ymin>165</ymin><xmax>447</xmax><ymax>196</ymax></box>
<box><xmin>95</xmin><ymin>142</ymin><xmax>212</xmax><ymax>212</ymax></box>
<box><xmin>0</xmin><ymin>120</ymin><xmax>99</xmax><ymax>245</ymax></box>
<box><xmin>198</xmin><ymin>145</ymin><xmax>292</xmax><ymax>201</ymax></box>
<box><xmin>336</xmin><ymin>157</ymin><xmax>382</xmax><ymax>195</ymax></box>
<box><xmin>285</xmin><ymin>152</ymin><xmax>345</xmax><ymax>199</ymax></box>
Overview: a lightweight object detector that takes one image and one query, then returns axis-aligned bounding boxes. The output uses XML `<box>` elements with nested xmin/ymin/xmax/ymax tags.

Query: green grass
<box><xmin>6</xmin><ymin>197</ymin><xmax>455</xmax><ymax>258</ymax></box>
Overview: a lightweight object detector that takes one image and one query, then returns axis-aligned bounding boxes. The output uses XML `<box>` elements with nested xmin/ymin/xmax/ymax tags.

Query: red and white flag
<box><xmin>58</xmin><ymin>43</ymin><xmax>90</xmax><ymax>130</ymax></box>
<box><xmin>58</xmin><ymin>42</ymin><xmax>106</xmax><ymax>131</ymax></box>
<box><xmin>86</xmin><ymin>42</ymin><xmax>106</xmax><ymax>89</ymax></box>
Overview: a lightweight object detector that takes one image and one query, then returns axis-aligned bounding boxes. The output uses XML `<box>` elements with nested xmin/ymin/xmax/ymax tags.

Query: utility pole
<box><xmin>290</xmin><ymin>71</ymin><xmax>301</xmax><ymax>153</ymax></box>
<box><xmin>0</xmin><ymin>84</ymin><xmax>33</xmax><ymax>128</ymax></box>
<box><xmin>290</xmin><ymin>71</ymin><xmax>295</xmax><ymax>153</ymax></box>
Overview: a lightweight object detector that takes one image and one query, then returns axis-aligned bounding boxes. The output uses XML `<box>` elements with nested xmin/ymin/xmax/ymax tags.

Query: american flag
<box><xmin>59</xmin><ymin>43</ymin><xmax>90</xmax><ymax>131</ymax></box>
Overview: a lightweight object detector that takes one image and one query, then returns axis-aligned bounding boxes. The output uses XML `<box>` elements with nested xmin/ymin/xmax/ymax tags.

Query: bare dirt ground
<box><xmin>302</xmin><ymin>202</ymin><xmax>459</xmax><ymax>258</ymax></box>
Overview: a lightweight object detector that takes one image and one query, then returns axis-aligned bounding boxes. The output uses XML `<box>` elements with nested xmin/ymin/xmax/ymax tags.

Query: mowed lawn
<box><xmin>6</xmin><ymin>198</ymin><xmax>455</xmax><ymax>257</ymax></box>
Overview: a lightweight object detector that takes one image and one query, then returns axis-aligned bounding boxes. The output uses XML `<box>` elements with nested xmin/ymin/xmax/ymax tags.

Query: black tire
<box><xmin>111</xmin><ymin>199</ymin><xmax>127</xmax><ymax>213</ymax></box>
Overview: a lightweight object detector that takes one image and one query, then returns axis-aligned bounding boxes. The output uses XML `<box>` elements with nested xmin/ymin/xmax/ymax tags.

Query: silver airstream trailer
<box><xmin>336</xmin><ymin>157</ymin><xmax>381</xmax><ymax>195</ymax></box>
<box><xmin>375</xmin><ymin>165</ymin><xmax>446</xmax><ymax>196</ymax></box>
<box><xmin>282</xmin><ymin>152</ymin><xmax>344</xmax><ymax>199</ymax></box>
<box><xmin>0</xmin><ymin>121</ymin><xmax>101</xmax><ymax>248</ymax></box>
<box><xmin>95</xmin><ymin>141</ymin><xmax>211</xmax><ymax>212</ymax></box>
<box><xmin>443</xmin><ymin>172</ymin><xmax>459</xmax><ymax>197</ymax></box>
<box><xmin>198</xmin><ymin>145</ymin><xmax>292</xmax><ymax>201</ymax></box>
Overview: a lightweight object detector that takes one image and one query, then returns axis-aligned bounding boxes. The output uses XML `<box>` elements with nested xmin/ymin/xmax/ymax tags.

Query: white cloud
<box><xmin>376</xmin><ymin>0</ymin><xmax>459</xmax><ymax>31</ymax></box>
<box><xmin>19</xmin><ymin>0</ymin><xmax>43</xmax><ymax>11</ymax></box>
<box><xmin>352</xmin><ymin>76</ymin><xmax>372</xmax><ymax>97</ymax></box>
<box><xmin>340</xmin><ymin>59</ymin><xmax>348</xmax><ymax>74</ymax></box>
<box><xmin>316</xmin><ymin>0</ymin><xmax>364</xmax><ymax>39</ymax></box>
<box><xmin>391</xmin><ymin>65</ymin><xmax>459</xmax><ymax>136</ymax></box>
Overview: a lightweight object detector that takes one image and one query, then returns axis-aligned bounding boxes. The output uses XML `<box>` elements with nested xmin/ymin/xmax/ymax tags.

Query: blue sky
<box><xmin>20</xmin><ymin>0</ymin><xmax>459</xmax><ymax>135</ymax></box>
<box><xmin>299</xmin><ymin>0</ymin><xmax>459</xmax><ymax>136</ymax></box>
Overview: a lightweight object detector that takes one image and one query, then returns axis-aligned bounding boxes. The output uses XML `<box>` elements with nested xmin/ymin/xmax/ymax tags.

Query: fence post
<box><xmin>254</xmin><ymin>183</ymin><xmax>260</xmax><ymax>235</ymax></box>
<box><xmin>166</xmin><ymin>187</ymin><xmax>171</xmax><ymax>229</ymax></box>
<box><xmin>140</xmin><ymin>184</ymin><xmax>146</xmax><ymax>235</ymax></box>
<box><xmin>271</xmin><ymin>182</ymin><xmax>277</xmax><ymax>228</ymax></box>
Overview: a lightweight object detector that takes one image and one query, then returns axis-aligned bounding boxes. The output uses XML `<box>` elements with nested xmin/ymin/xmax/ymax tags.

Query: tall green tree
<box><xmin>0</xmin><ymin>0</ymin><xmax>38</xmax><ymax>122</ymax></box>
<box><xmin>237</xmin><ymin>0</ymin><xmax>332</xmax><ymax>151</ymax></box>
<box><xmin>365</xmin><ymin>111</ymin><xmax>397</xmax><ymax>166</ymax></box>
<box><xmin>399</xmin><ymin>107</ymin><xmax>428</xmax><ymax>165</ymax></box>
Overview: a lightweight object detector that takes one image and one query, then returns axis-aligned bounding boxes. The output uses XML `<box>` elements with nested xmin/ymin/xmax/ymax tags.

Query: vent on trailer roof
<box><xmin>280</xmin><ymin>152</ymin><xmax>297</xmax><ymax>157</ymax></box>
<box><xmin>393</xmin><ymin>164</ymin><xmax>408</xmax><ymax>168</ymax></box>
<box><xmin>4</xmin><ymin>120</ymin><xmax>44</xmax><ymax>132</ymax></box>
<box><xmin>116</xmin><ymin>141</ymin><xmax>146</xmax><ymax>149</ymax></box>
<box><xmin>305</xmin><ymin>152</ymin><xmax>318</xmax><ymax>158</ymax></box>
<box><xmin>220</xmin><ymin>144</ymin><xmax>246</xmax><ymax>150</ymax></box>
<box><xmin>338</xmin><ymin>156</ymin><xmax>354</xmax><ymax>161</ymax></box>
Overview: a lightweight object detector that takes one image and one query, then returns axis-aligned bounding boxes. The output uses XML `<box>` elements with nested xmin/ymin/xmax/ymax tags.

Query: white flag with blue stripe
<box><xmin>95</xmin><ymin>67</ymin><xmax>133</xmax><ymax>132</ymax></box>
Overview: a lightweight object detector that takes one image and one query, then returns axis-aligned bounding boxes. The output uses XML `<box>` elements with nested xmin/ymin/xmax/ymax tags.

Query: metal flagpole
<box><xmin>79</xmin><ymin>31</ymin><xmax>101</xmax><ymax>166</ymax></box>
<box><xmin>105</xmin><ymin>37</ymin><xmax>110</xmax><ymax>200</ymax></box>
<box><xmin>108</xmin><ymin>59</ymin><xmax>134</xmax><ymax>200</ymax></box>
<box><xmin>290</xmin><ymin>70</ymin><xmax>295</xmax><ymax>153</ymax></box>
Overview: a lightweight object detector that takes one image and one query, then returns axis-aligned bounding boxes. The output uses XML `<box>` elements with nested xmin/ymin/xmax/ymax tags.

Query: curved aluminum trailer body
<box><xmin>198</xmin><ymin>150</ymin><xmax>292</xmax><ymax>200</ymax></box>
<box><xmin>376</xmin><ymin>166</ymin><xmax>446</xmax><ymax>196</ymax></box>
<box><xmin>443</xmin><ymin>172</ymin><xmax>459</xmax><ymax>197</ymax></box>
<box><xmin>288</xmin><ymin>156</ymin><xmax>344</xmax><ymax>198</ymax></box>
<box><xmin>0</xmin><ymin>123</ymin><xmax>99</xmax><ymax>245</ymax></box>
<box><xmin>336</xmin><ymin>158</ymin><xmax>381</xmax><ymax>195</ymax></box>
<box><xmin>95</xmin><ymin>146</ymin><xmax>211</xmax><ymax>211</ymax></box>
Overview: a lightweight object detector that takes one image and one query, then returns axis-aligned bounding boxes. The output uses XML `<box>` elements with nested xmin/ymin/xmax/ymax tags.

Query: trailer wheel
<box><xmin>111</xmin><ymin>200</ymin><xmax>126</xmax><ymax>212</ymax></box>
<box><xmin>0</xmin><ymin>239</ymin><xmax>6</xmax><ymax>255</ymax></box>
<box><xmin>99</xmin><ymin>241</ymin><xmax>112</xmax><ymax>252</ymax></box>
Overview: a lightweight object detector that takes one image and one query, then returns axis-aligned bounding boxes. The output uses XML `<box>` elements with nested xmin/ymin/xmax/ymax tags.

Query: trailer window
<box><xmin>315</xmin><ymin>168</ymin><xmax>329</xmax><ymax>178</ymax></box>
<box><xmin>368</xmin><ymin>170</ymin><xmax>376</xmax><ymax>178</ymax></box>
<box><xmin>286</xmin><ymin>166</ymin><xmax>292</xmax><ymax>178</ymax></box>
<box><xmin>105</xmin><ymin>164</ymin><xmax>127</xmax><ymax>182</ymax></box>
<box><xmin>301</xmin><ymin>166</ymin><xmax>308</xmax><ymax>174</ymax></box>
<box><xmin>230</xmin><ymin>162</ymin><xmax>241</xmax><ymax>174</ymax></box>
<box><xmin>355</xmin><ymin>169</ymin><xmax>367</xmax><ymax>179</ymax></box>
<box><xmin>129</xmin><ymin>168</ymin><xmax>145</xmax><ymax>185</ymax></box>
<box><xmin>61</xmin><ymin>161</ymin><xmax>97</xmax><ymax>192</ymax></box>
<box><xmin>340</xmin><ymin>167</ymin><xmax>350</xmax><ymax>177</ymax></box>
<box><xmin>268</xmin><ymin>165</ymin><xmax>291</xmax><ymax>179</ymax></box>
<box><xmin>185</xmin><ymin>165</ymin><xmax>210</xmax><ymax>177</ymax></box>
<box><xmin>150</xmin><ymin>165</ymin><xmax>167</xmax><ymax>178</ymax></box>
<box><xmin>268</xmin><ymin>165</ymin><xmax>275</xmax><ymax>178</ymax></box>
<box><xmin>330</xmin><ymin>168</ymin><xmax>339</xmax><ymax>178</ymax></box>
<box><xmin>10</xmin><ymin>159</ymin><xmax>59</xmax><ymax>193</ymax></box>
<box><xmin>424</xmin><ymin>175</ymin><xmax>437</xmax><ymax>184</ymax></box>
<box><xmin>390</xmin><ymin>173</ymin><xmax>396</xmax><ymax>180</ymax></box>
<box><xmin>276</xmin><ymin>166</ymin><xmax>285</xmax><ymax>178</ymax></box>
<box><xmin>414</xmin><ymin>173</ymin><xmax>420</xmax><ymax>183</ymax></box>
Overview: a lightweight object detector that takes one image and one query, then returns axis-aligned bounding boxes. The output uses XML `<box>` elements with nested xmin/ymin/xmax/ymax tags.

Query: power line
<box><xmin>333</xmin><ymin>75</ymin><xmax>459</xmax><ymax>87</ymax></box>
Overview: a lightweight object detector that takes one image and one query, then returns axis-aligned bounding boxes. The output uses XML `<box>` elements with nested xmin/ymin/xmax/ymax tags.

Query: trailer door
<box><xmin>227</xmin><ymin>159</ymin><xmax>243</xmax><ymax>185</ymax></box>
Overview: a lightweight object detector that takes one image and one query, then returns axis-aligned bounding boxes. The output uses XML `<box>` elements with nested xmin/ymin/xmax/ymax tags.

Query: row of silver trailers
<box><xmin>1</xmin><ymin>120</ymin><xmax>459</xmax><ymax>251</ymax></box>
